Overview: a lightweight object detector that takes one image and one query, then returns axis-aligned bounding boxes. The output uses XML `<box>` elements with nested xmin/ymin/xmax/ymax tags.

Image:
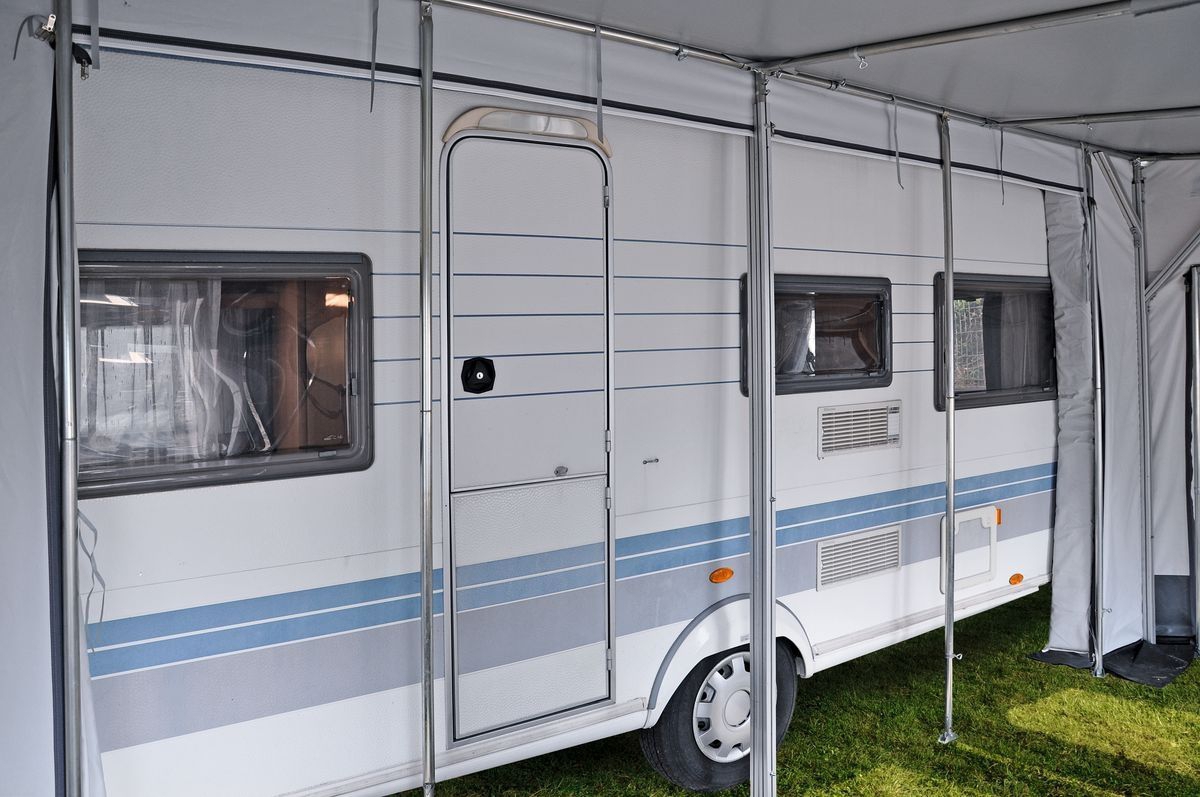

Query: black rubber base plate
<box><xmin>1029</xmin><ymin>648</ymin><xmax>1093</xmax><ymax>669</ymax></box>
<box><xmin>1103</xmin><ymin>641</ymin><xmax>1193</xmax><ymax>688</ymax></box>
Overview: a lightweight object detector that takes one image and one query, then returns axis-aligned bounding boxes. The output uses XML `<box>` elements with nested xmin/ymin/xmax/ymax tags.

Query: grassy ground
<box><xmin>400</xmin><ymin>589</ymin><xmax>1200</xmax><ymax>796</ymax></box>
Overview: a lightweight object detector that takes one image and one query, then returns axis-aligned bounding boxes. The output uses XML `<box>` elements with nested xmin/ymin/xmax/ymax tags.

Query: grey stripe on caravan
<box><xmin>91</xmin><ymin>619</ymin><xmax>444</xmax><ymax>754</ymax></box>
<box><xmin>455</xmin><ymin>585</ymin><xmax>606</xmax><ymax>674</ymax></box>
<box><xmin>92</xmin><ymin>492</ymin><xmax>1051</xmax><ymax>753</ymax></box>
<box><xmin>615</xmin><ymin>540</ymin><xmax>816</xmax><ymax>636</ymax></box>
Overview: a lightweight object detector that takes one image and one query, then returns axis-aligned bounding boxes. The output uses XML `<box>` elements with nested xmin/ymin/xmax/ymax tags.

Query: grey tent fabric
<box><xmin>0</xmin><ymin>2</ymin><xmax>58</xmax><ymax>794</ymax></box>
<box><xmin>1092</xmin><ymin>154</ymin><xmax>1150</xmax><ymax>653</ymax></box>
<box><xmin>1042</xmin><ymin>191</ymin><xmax>1094</xmax><ymax>656</ymax></box>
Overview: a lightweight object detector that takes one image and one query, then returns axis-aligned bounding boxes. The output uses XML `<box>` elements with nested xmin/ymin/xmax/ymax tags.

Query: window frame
<box><xmin>740</xmin><ymin>273</ymin><xmax>893</xmax><ymax>396</ymax></box>
<box><xmin>933</xmin><ymin>272</ymin><xmax>1057</xmax><ymax>412</ymax></box>
<box><xmin>77</xmin><ymin>250</ymin><xmax>374</xmax><ymax>497</ymax></box>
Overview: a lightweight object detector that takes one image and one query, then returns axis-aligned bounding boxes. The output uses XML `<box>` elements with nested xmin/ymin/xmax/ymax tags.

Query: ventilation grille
<box><xmin>817</xmin><ymin>526</ymin><xmax>902</xmax><ymax>589</ymax></box>
<box><xmin>818</xmin><ymin>401</ymin><xmax>901</xmax><ymax>458</ymax></box>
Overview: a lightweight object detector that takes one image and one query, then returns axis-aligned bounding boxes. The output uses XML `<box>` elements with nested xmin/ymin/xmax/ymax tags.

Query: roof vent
<box><xmin>818</xmin><ymin>400</ymin><xmax>901</xmax><ymax>459</ymax></box>
<box><xmin>817</xmin><ymin>526</ymin><xmax>902</xmax><ymax>590</ymax></box>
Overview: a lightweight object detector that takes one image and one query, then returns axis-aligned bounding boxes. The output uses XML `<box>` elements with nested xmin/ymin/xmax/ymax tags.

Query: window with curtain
<box><xmin>933</xmin><ymin>273</ymin><xmax>1056</xmax><ymax>410</ymax></box>
<box><xmin>741</xmin><ymin>275</ymin><xmax>892</xmax><ymax>395</ymax></box>
<box><xmin>77</xmin><ymin>252</ymin><xmax>372</xmax><ymax>495</ymax></box>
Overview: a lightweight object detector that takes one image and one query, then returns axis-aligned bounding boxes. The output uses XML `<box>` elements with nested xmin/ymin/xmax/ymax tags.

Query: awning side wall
<box><xmin>1092</xmin><ymin>154</ymin><xmax>1148</xmax><ymax>653</ymax></box>
<box><xmin>1145</xmin><ymin>159</ymin><xmax>1200</xmax><ymax>638</ymax></box>
<box><xmin>0</xmin><ymin>2</ymin><xmax>58</xmax><ymax>794</ymax></box>
<box><xmin>1043</xmin><ymin>190</ymin><xmax>1094</xmax><ymax>655</ymax></box>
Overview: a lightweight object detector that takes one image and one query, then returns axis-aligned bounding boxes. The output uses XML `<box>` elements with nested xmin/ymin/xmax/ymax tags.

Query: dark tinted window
<box><xmin>934</xmin><ymin>273</ymin><xmax>1056</xmax><ymax>410</ymax></box>
<box><xmin>78</xmin><ymin>252</ymin><xmax>372</xmax><ymax>495</ymax></box>
<box><xmin>742</xmin><ymin>275</ymin><xmax>892</xmax><ymax>395</ymax></box>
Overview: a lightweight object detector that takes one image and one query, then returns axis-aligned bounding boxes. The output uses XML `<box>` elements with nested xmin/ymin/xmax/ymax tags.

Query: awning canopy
<box><xmin>503</xmin><ymin>0</ymin><xmax>1200</xmax><ymax>155</ymax></box>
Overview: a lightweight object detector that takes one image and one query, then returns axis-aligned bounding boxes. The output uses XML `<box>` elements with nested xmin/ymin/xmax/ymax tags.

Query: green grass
<box><xmin>399</xmin><ymin>589</ymin><xmax>1200</xmax><ymax>796</ymax></box>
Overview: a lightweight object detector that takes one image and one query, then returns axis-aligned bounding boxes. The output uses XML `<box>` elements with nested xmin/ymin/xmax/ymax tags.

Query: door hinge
<box><xmin>349</xmin><ymin>373</ymin><xmax>359</xmax><ymax>397</ymax></box>
<box><xmin>602</xmin><ymin>185</ymin><xmax>611</xmax><ymax>209</ymax></box>
<box><xmin>606</xmin><ymin>648</ymin><xmax>615</xmax><ymax>671</ymax></box>
<box><xmin>605</xmin><ymin>486</ymin><xmax>612</xmax><ymax>510</ymax></box>
<box><xmin>605</xmin><ymin>429</ymin><xmax>612</xmax><ymax>453</ymax></box>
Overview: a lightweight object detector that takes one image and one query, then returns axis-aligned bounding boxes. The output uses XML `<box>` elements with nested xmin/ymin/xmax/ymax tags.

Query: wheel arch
<box><xmin>644</xmin><ymin>594</ymin><xmax>813</xmax><ymax>727</ymax></box>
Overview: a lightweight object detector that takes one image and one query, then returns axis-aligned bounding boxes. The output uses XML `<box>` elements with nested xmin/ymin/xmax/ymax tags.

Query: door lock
<box><xmin>461</xmin><ymin>357</ymin><xmax>496</xmax><ymax>394</ymax></box>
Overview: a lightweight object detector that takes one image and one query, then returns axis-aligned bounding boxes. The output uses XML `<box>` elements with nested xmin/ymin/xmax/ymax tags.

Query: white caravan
<box><xmin>67</xmin><ymin>39</ymin><xmax>1056</xmax><ymax>797</ymax></box>
<box><xmin>27</xmin><ymin>1</ymin><xmax>1200</xmax><ymax>796</ymax></box>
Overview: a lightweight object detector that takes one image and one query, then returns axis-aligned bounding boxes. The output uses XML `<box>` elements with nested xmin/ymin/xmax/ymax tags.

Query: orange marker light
<box><xmin>709</xmin><ymin>567</ymin><xmax>734</xmax><ymax>584</ymax></box>
<box><xmin>995</xmin><ymin>507</ymin><xmax>1003</xmax><ymax>526</ymax></box>
<box><xmin>1009</xmin><ymin>573</ymin><xmax>1024</xmax><ymax>586</ymax></box>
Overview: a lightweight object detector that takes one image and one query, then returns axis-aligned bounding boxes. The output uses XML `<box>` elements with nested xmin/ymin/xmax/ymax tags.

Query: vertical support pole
<box><xmin>418</xmin><ymin>3</ymin><xmax>437</xmax><ymax>796</ymax></box>
<box><xmin>1189</xmin><ymin>265</ymin><xmax>1200</xmax><ymax>657</ymax></box>
<box><xmin>747</xmin><ymin>69</ymin><xmax>777</xmax><ymax>797</ymax></box>
<box><xmin>937</xmin><ymin>114</ymin><xmax>958</xmax><ymax>746</ymax></box>
<box><xmin>1082</xmin><ymin>150</ymin><xmax>1107</xmax><ymax>677</ymax></box>
<box><xmin>1132</xmin><ymin>159</ymin><xmax>1156</xmax><ymax>643</ymax></box>
<box><xmin>54</xmin><ymin>2</ymin><xmax>82</xmax><ymax>796</ymax></box>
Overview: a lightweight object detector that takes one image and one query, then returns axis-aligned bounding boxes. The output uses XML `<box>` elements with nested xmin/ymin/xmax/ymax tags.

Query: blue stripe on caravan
<box><xmin>770</xmin><ymin>463</ymin><xmax>1055</xmax><ymax>530</ymax></box>
<box><xmin>455</xmin><ymin>564</ymin><xmax>605</xmax><ymax>611</ymax></box>
<box><xmin>89</xmin><ymin>592</ymin><xmax>445</xmax><ymax>678</ymax></box>
<box><xmin>615</xmin><ymin>464</ymin><xmax>1056</xmax><ymax>563</ymax></box>
<box><xmin>775</xmin><ymin>477</ymin><xmax>1055</xmax><ymax>546</ymax></box>
<box><xmin>87</xmin><ymin>462</ymin><xmax>1055</xmax><ymax>676</ymax></box>
<box><xmin>616</xmin><ymin>517</ymin><xmax>748</xmax><ymax>558</ymax></box>
<box><xmin>617</xmin><ymin>535</ymin><xmax>750</xmax><ymax>579</ymax></box>
<box><xmin>87</xmin><ymin>570</ymin><xmax>444</xmax><ymax>649</ymax></box>
<box><xmin>456</xmin><ymin>542</ymin><xmax>606</xmax><ymax>587</ymax></box>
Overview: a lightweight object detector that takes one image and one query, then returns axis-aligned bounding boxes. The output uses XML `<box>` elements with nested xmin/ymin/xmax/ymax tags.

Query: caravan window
<box><xmin>933</xmin><ymin>273</ymin><xmax>1056</xmax><ymax>411</ymax></box>
<box><xmin>741</xmin><ymin>275</ymin><xmax>892</xmax><ymax>395</ymax></box>
<box><xmin>77</xmin><ymin>252</ymin><xmax>372</xmax><ymax>496</ymax></box>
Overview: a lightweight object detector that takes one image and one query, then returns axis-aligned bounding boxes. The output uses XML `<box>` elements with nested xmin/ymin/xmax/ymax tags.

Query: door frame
<box><xmin>439</xmin><ymin>127</ymin><xmax>617</xmax><ymax>745</ymax></box>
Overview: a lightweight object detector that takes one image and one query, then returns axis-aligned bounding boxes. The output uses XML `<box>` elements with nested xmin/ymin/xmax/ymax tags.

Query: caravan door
<box><xmin>445</xmin><ymin>133</ymin><xmax>612</xmax><ymax>739</ymax></box>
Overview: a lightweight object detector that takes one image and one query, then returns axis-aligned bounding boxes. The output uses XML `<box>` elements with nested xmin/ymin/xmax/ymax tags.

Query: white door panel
<box><xmin>446</xmin><ymin>134</ymin><xmax>611</xmax><ymax>740</ymax></box>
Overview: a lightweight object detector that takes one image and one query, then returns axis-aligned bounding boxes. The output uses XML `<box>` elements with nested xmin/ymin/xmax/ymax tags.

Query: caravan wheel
<box><xmin>640</xmin><ymin>643</ymin><xmax>797</xmax><ymax>792</ymax></box>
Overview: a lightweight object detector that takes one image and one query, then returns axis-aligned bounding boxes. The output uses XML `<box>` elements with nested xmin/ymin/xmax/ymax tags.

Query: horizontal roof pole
<box><xmin>434</xmin><ymin>0</ymin><xmax>750</xmax><ymax>69</ymax></box>
<box><xmin>758</xmin><ymin>0</ymin><xmax>1200</xmax><ymax>72</ymax></box>
<box><xmin>998</xmin><ymin>105</ymin><xmax>1200</xmax><ymax>126</ymax></box>
<box><xmin>774</xmin><ymin>70</ymin><xmax>1136</xmax><ymax>159</ymax></box>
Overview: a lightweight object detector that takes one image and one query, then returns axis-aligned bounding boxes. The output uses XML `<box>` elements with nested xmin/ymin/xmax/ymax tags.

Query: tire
<box><xmin>640</xmin><ymin>642</ymin><xmax>797</xmax><ymax>793</ymax></box>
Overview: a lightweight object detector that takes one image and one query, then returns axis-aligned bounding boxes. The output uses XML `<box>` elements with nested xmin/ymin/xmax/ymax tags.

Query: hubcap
<box><xmin>692</xmin><ymin>651</ymin><xmax>753</xmax><ymax>763</ymax></box>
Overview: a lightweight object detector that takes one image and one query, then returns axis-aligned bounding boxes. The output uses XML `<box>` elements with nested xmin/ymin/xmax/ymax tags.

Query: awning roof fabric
<box><xmin>509</xmin><ymin>0</ymin><xmax>1200</xmax><ymax>155</ymax></box>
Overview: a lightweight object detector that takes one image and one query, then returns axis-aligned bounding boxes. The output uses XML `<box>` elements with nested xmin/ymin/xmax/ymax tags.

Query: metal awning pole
<box><xmin>770</xmin><ymin>71</ymin><xmax>1135</xmax><ymax>160</ymax></box>
<box><xmin>998</xmin><ymin>105</ymin><xmax>1200</xmax><ymax>127</ymax></box>
<box><xmin>758</xmin><ymin>1</ymin><xmax>1200</xmax><ymax>72</ymax></box>
<box><xmin>1147</xmin><ymin>223</ymin><xmax>1200</xmax><ymax>301</ymax></box>
<box><xmin>418</xmin><ymin>2</ymin><xmax>437</xmax><ymax>795</ymax></box>
<box><xmin>1083</xmin><ymin>149</ymin><xmax>1107</xmax><ymax>677</ymax></box>
<box><xmin>1131</xmin><ymin>159</ymin><xmax>1157</xmax><ymax>643</ymax></box>
<box><xmin>1094</xmin><ymin>153</ymin><xmax>1141</xmax><ymax>233</ymax></box>
<box><xmin>54</xmin><ymin>1</ymin><xmax>82</xmax><ymax>795</ymax></box>
<box><xmin>747</xmin><ymin>69</ymin><xmax>777</xmax><ymax>797</ymax></box>
<box><xmin>937</xmin><ymin>113</ymin><xmax>959</xmax><ymax>746</ymax></box>
<box><xmin>433</xmin><ymin>0</ymin><xmax>747</xmax><ymax>68</ymax></box>
<box><xmin>1189</xmin><ymin>265</ymin><xmax>1200</xmax><ymax>657</ymax></box>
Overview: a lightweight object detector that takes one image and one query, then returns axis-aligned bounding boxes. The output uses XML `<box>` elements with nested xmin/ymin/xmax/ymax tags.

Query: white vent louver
<box><xmin>818</xmin><ymin>400</ymin><xmax>901</xmax><ymax>459</ymax></box>
<box><xmin>817</xmin><ymin>526</ymin><xmax>902</xmax><ymax>590</ymax></box>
